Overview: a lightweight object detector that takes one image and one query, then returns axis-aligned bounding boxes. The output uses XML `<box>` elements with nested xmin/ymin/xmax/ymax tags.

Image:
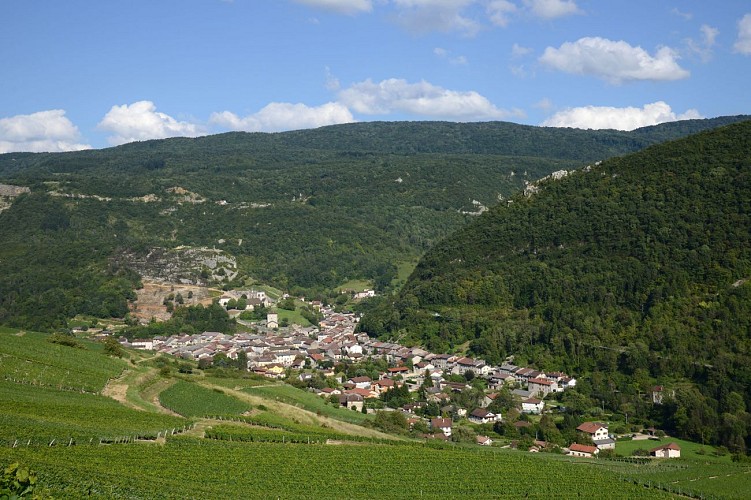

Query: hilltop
<box><xmin>358</xmin><ymin>120</ymin><xmax>751</xmax><ymax>452</ymax></box>
<box><xmin>1</xmin><ymin>117</ymin><xmax>748</xmax><ymax>331</ymax></box>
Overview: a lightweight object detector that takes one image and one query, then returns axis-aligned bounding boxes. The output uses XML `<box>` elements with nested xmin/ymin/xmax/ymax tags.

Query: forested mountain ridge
<box><xmin>357</xmin><ymin>120</ymin><xmax>751</xmax><ymax>450</ymax></box>
<box><xmin>0</xmin><ymin>117</ymin><xmax>748</xmax><ymax>332</ymax></box>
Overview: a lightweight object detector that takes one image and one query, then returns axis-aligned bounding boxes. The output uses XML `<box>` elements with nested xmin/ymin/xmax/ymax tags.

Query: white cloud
<box><xmin>338</xmin><ymin>78</ymin><xmax>523</xmax><ymax>120</ymax></box>
<box><xmin>734</xmin><ymin>13</ymin><xmax>751</xmax><ymax>55</ymax></box>
<box><xmin>325</xmin><ymin>66</ymin><xmax>341</xmax><ymax>91</ymax></box>
<box><xmin>511</xmin><ymin>42</ymin><xmax>533</xmax><ymax>58</ymax></box>
<box><xmin>434</xmin><ymin>47</ymin><xmax>468</xmax><ymax>64</ymax></box>
<box><xmin>0</xmin><ymin>110</ymin><xmax>91</xmax><ymax>153</ymax></box>
<box><xmin>523</xmin><ymin>0</ymin><xmax>580</xmax><ymax>19</ymax></box>
<box><xmin>686</xmin><ymin>24</ymin><xmax>718</xmax><ymax>62</ymax></box>
<box><xmin>671</xmin><ymin>8</ymin><xmax>692</xmax><ymax>21</ymax></box>
<box><xmin>539</xmin><ymin>37</ymin><xmax>689</xmax><ymax>84</ymax></box>
<box><xmin>98</xmin><ymin>101</ymin><xmax>205</xmax><ymax>146</ymax></box>
<box><xmin>209</xmin><ymin>102</ymin><xmax>355</xmax><ymax>132</ymax></box>
<box><xmin>701</xmin><ymin>24</ymin><xmax>719</xmax><ymax>47</ymax></box>
<box><xmin>391</xmin><ymin>0</ymin><xmax>481</xmax><ymax>36</ymax></box>
<box><xmin>541</xmin><ymin>101</ymin><xmax>701</xmax><ymax>131</ymax></box>
<box><xmin>291</xmin><ymin>0</ymin><xmax>372</xmax><ymax>15</ymax></box>
<box><xmin>487</xmin><ymin>0</ymin><xmax>517</xmax><ymax>27</ymax></box>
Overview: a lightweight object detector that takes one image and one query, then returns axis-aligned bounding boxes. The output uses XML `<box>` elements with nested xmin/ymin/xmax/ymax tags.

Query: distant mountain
<box><xmin>358</xmin><ymin>120</ymin><xmax>751</xmax><ymax>450</ymax></box>
<box><xmin>0</xmin><ymin>117</ymin><xmax>748</xmax><ymax>332</ymax></box>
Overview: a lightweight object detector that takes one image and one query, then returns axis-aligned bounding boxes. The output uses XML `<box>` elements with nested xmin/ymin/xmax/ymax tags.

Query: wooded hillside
<box><xmin>358</xmin><ymin>120</ymin><xmax>751</xmax><ymax>450</ymax></box>
<box><xmin>0</xmin><ymin>117</ymin><xmax>747</xmax><ymax>331</ymax></box>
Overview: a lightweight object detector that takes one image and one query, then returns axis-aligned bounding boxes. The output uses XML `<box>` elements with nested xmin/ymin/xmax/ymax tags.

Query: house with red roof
<box><xmin>528</xmin><ymin>377</ymin><xmax>557</xmax><ymax>398</ymax></box>
<box><xmin>576</xmin><ymin>422</ymin><xmax>609</xmax><ymax>442</ymax></box>
<box><xmin>567</xmin><ymin>443</ymin><xmax>599</xmax><ymax>457</ymax></box>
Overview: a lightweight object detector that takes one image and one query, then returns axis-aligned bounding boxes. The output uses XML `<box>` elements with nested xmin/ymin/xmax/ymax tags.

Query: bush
<box><xmin>47</xmin><ymin>332</ymin><xmax>83</xmax><ymax>349</ymax></box>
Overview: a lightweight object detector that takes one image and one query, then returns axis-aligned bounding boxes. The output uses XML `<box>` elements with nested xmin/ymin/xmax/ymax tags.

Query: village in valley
<box><xmin>121</xmin><ymin>288</ymin><xmax>681</xmax><ymax>460</ymax></box>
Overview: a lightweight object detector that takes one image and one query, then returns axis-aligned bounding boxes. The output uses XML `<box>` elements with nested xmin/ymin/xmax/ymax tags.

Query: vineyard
<box><xmin>0</xmin><ymin>329</ymin><xmax>125</xmax><ymax>393</ymax></box>
<box><xmin>0</xmin><ymin>379</ymin><xmax>187</xmax><ymax>446</ymax></box>
<box><xmin>158</xmin><ymin>380</ymin><xmax>251</xmax><ymax>417</ymax></box>
<box><xmin>0</xmin><ymin>437</ymin><xmax>677</xmax><ymax>499</ymax></box>
<box><xmin>1</xmin><ymin>328</ymin><xmax>749</xmax><ymax>498</ymax></box>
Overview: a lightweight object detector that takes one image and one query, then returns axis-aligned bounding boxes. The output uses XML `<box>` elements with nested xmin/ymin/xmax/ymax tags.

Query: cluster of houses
<box><xmin>124</xmin><ymin>305</ymin><xmax>579</xmax><ymax>431</ymax></box>
<box><xmin>122</xmin><ymin>302</ymin><xmax>680</xmax><ymax>458</ymax></box>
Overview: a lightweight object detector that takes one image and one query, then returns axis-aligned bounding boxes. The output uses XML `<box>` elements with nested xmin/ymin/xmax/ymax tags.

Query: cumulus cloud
<box><xmin>734</xmin><ymin>13</ymin><xmax>751</xmax><ymax>55</ymax></box>
<box><xmin>541</xmin><ymin>101</ymin><xmax>701</xmax><ymax>131</ymax></box>
<box><xmin>0</xmin><ymin>110</ymin><xmax>91</xmax><ymax>153</ymax></box>
<box><xmin>524</xmin><ymin>0</ymin><xmax>580</xmax><ymax>19</ymax></box>
<box><xmin>391</xmin><ymin>0</ymin><xmax>481</xmax><ymax>36</ymax></box>
<box><xmin>210</xmin><ymin>102</ymin><xmax>354</xmax><ymax>132</ymax></box>
<box><xmin>98</xmin><ymin>101</ymin><xmax>205</xmax><ymax>146</ymax></box>
<box><xmin>338</xmin><ymin>78</ymin><xmax>523</xmax><ymax>120</ymax></box>
<box><xmin>487</xmin><ymin>0</ymin><xmax>517</xmax><ymax>27</ymax></box>
<box><xmin>291</xmin><ymin>0</ymin><xmax>372</xmax><ymax>15</ymax></box>
<box><xmin>539</xmin><ymin>37</ymin><xmax>689</xmax><ymax>84</ymax></box>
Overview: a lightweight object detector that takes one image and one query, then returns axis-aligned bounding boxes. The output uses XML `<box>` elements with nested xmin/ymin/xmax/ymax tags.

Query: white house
<box><xmin>267</xmin><ymin>313</ymin><xmax>279</xmax><ymax>329</ymax></box>
<box><xmin>650</xmin><ymin>442</ymin><xmax>681</xmax><ymax>458</ymax></box>
<box><xmin>431</xmin><ymin>418</ymin><xmax>453</xmax><ymax>437</ymax></box>
<box><xmin>567</xmin><ymin>443</ymin><xmax>599</xmax><ymax>458</ymax></box>
<box><xmin>577</xmin><ymin>422</ymin><xmax>609</xmax><ymax>442</ymax></box>
<box><xmin>131</xmin><ymin>338</ymin><xmax>154</xmax><ymax>350</ymax></box>
<box><xmin>476</xmin><ymin>435</ymin><xmax>493</xmax><ymax>446</ymax></box>
<box><xmin>521</xmin><ymin>398</ymin><xmax>545</xmax><ymax>414</ymax></box>
<box><xmin>468</xmin><ymin>408</ymin><xmax>500</xmax><ymax>424</ymax></box>
<box><xmin>348</xmin><ymin>376</ymin><xmax>372</xmax><ymax>390</ymax></box>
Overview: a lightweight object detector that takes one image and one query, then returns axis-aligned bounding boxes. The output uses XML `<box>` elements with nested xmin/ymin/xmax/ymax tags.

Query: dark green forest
<box><xmin>357</xmin><ymin>120</ymin><xmax>751</xmax><ymax>452</ymax></box>
<box><xmin>2</xmin><ymin>117</ymin><xmax>745</xmax><ymax>331</ymax></box>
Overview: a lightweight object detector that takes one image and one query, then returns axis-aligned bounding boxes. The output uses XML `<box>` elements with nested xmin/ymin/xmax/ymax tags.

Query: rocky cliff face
<box><xmin>115</xmin><ymin>246</ymin><xmax>238</xmax><ymax>285</ymax></box>
<box><xmin>0</xmin><ymin>183</ymin><xmax>30</xmax><ymax>212</ymax></box>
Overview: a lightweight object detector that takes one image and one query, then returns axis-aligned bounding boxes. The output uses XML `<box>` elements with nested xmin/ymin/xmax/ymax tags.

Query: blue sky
<box><xmin>1</xmin><ymin>0</ymin><xmax>750</xmax><ymax>152</ymax></box>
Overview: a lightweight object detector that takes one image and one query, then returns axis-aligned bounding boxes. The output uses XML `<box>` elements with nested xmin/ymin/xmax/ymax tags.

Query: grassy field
<box><xmin>243</xmin><ymin>384</ymin><xmax>372</xmax><ymax>424</ymax></box>
<box><xmin>336</xmin><ymin>279</ymin><xmax>372</xmax><ymax>293</ymax></box>
<box><xmin>393</xmin><ymin>259</ymin><xmax>419</xmax><ymax>289</ymax></box>
<box><xmin>615</xmin><ymin>436</ymin><xmax>733</xmax><ymax>463</ymax></box>
<box><xmin>276</xmin><ymin>306</ymin><xmax>312</xmax><ymax>327</ymax></box>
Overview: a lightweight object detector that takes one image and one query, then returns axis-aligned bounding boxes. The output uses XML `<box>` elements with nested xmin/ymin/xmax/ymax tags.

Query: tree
<box><xmin>278</xmin><ymin>298</ymin><xmax>296</xmax><ymax>311</ymax></box>
<box><xmin>103</xmin><ymin>337</ymin><xmax>123</xmax><ymax>357</ymax></box>
<box><xmin>373</xmin><ymin>410</ymin><xmax>408</xmax><ymax>434</ymax></box>
<box><xmin>236</xmin><ymin>351</ymin><xmax>248</xmax><ymax>371</ymax></box>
